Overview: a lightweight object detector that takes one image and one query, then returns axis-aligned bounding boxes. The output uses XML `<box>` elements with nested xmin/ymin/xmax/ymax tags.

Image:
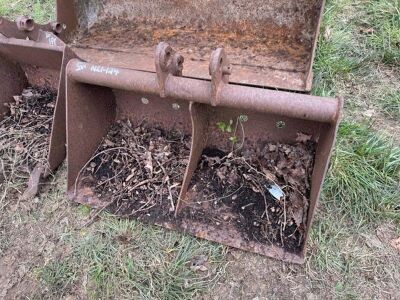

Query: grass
<box><xmin>308</xmin><ymin>0</ymin><xmax>400</xmax><ymax>297</ymax></box>
<box><xmin>324</xmin><ymin>121</ymin><xmax>400</xmax><ymax>224</ymax></box>
<box><xmin>36</xmin><ymin>259</ymin><xmax>78</xmax><ymax>296</ymax></box>
<box><xmin>308</xmin><ymin>122</ymin><xmax>400</xmax><ymax>274</ymax></box>
<box><xmin>380</xmin><ymin>90</ymin><xmax>400</xmax><ymax>119</ymax></box>
<box><xmin>313</xmin><ymin>0</ymin><xmax>400</xmax><ymax>106</ymax></box>
<box><xmin>362</xmin><ymin>0</ymin><xmax>400</xmax><ymax>65</ymax></box>
<box><xmin>37</xmin><ymin>216</ymin><xmax>225</xmax><ymax>299</ymax></box>
<box><xmin>0</xmin><ymin>0</ymin><xmax>54</xmax><ymax>23</ymax></box>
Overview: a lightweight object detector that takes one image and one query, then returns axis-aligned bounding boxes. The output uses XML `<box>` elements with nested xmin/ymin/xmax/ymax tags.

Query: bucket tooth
<box><xmin>176</xmin><ymin>102</ymin><xmax>210</xmax><ymax>214</ymax></box>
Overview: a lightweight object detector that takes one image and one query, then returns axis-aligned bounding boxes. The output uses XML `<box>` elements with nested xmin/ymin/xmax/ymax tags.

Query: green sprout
<box><xmin>217</xmin><ymin>115</ymin><xmax>248</xmax><ymax>152</ymax></box>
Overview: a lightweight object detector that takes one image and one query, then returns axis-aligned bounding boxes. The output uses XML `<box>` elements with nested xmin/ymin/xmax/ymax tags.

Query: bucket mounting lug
<box><xmin>0</xmin><ymin>16</ymin><xmax>64</xmax><ymax>41</ymax></box>
<box><xmin>209</xmin><ymin>48</ymin><xmax>232</xmax><ymax>107</ymax></box>
<box><xmin>155</xmin><ymin>42</ymin><xmax>184</xmax><ymax>98</ymax></box>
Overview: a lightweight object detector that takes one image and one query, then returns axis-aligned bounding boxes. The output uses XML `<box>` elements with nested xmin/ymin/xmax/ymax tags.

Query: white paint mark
<box><xmin>90</xmin><ymin>65</ymin><xmax>120</xmax><ymax>76</ymax></box>
<box><xmin>45</xmin><ymin>32</ymin><xmax>57</xmax><ymax>46</ymax></box>
<box><xmin>75</xmin><ymin>62</ymin><xmax>87</xmax><ymax>72</ymax></box>
<box><xmin>141</xmin><ymin>97</ymin><xmax>149</xmax><ymax>104</ymax></box>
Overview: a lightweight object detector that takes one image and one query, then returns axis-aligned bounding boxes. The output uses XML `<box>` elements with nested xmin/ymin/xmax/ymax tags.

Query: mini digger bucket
<box><xmin>0</xmin><ymin>16</ymin><xmax>77</xmax><ymax>197</ymax></box>
<box><xmin>62</xmin><ymin>0</ymin><xmax>342</xmax><ymax>263</ymax></box>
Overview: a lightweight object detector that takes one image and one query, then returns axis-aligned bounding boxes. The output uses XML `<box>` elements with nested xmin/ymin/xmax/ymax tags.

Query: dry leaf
<box><xmin>14</xmin><ymin>143</ymin><xmax>24</xmax><ymax>153</ymax></box>
<box><xmin>390</xmin><ymin>237</ymin><xmax>400</xmax><ymax>252</ymax></box>
<box><xmin>104</xmin><ymin>139</ymin><xmax>115</xmax><ymax>147</ymax></box>
<box><xmin>144</xmin><ymin>151</ymin><xmax>153</xmax><ymax>174</ymax></box>
<box><xmin>289</xmin><ymin>192</ymin><xmax>304</xmax><ymax>227</ymax></box>
<box><xmin>296</xmin><ymin>132</ymin><xmax>312</xmax><ymax>143</ymax></box>
<box><xmin>189</xmin><ymin>255</ymin><xmax>209</xmax><ymax>272</ymax></box>
<box><xmin>324</xmin><ymin>27</ymin><xmax>332</xmax><ymax>41</ymax></box>
<box><xmin>216</xmin><ymin>168</ymin><xmax>226</xmax><ymax>181</ymax></box>
<box><xmin>360</xmin><ymin>27</ymin><xmax>374</xmax><ymax>34</ymax></box>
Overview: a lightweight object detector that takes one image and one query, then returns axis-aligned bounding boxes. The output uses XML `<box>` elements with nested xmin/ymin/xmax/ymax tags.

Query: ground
<box><xmin>0</xmin><ymin>0</ymin><xmax>399</xmax><ymax>299</ymax></box>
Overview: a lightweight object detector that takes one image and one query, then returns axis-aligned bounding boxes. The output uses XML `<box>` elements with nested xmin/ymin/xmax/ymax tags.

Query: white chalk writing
<box><xmin>90</xmin><ymin>65</ymin><xmax>120</xmax><ymax>76</ymax></box>
<box><xmin>45</xmin><ymin>32</ymin><xmax>57</xmax><ymax>46</ymax></box>
<box><xmin>75</xmin><ymin>62</ymin><xmax>87</xmax><ymax>72</ymax></box>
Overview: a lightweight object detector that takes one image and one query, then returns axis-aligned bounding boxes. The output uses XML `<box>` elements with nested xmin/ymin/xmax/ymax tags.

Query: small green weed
<box><xmin>217</xmin><ymin>115</ymin><xmax>248</xmax><ymax>151</ymax></box>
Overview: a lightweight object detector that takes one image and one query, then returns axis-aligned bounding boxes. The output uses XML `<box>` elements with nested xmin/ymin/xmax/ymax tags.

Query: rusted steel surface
<box><xmin>155</xmin><ymin>42</ymin><xmax>184</xmax><ymax>97</ymax></box>
<box><xmin>47</xmin><ymin>46</ymin><xmax>78</xmax><ymax>175</ymax></box>
<box><xmin>176</xmin><ymin>102</ymin><xmax>210</xmax><ymax>214</ymax></box>
<box><xmin>57</xmin><ymin>0</ymin><xmax>325</xmax><ymax>92</ymax></box>
<box><xmin>66</xmin><ymin>42</ymin><xmax>342</xmax><ymax>263</ymax></box>
<box><xmin>0</xmin><ymin>53</ymin><xmax>27</xmax><ymax>117</ymax></box>
<box><xmin>0</xmin><ymin>16</ymin><xmax>63</xmax><ymax>40</ymax></box>
<box><xmin>0</xmin><ymin>37</ymin><xmax>64</xmax><ymax>70</ymax></box>
<box><xmin>209</xmin><ymin>48</ymin><xmax>231</xmax><ymax>107</ymax></box>
<box><xmin>0</xmin><ymin>16</ymin><xmax>78</xmax><ymax>195</ymax></box>
<box><xmin>67</xmin><ymin>59</ymin><xmax>340</xmax><ymax>124</ymax></box>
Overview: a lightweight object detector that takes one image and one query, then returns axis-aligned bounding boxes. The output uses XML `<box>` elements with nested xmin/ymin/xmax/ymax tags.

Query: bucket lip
<box><xmin>67</xmin><ymin>185</ymin><xmax>307</xmax><ymax>264</ymax></box>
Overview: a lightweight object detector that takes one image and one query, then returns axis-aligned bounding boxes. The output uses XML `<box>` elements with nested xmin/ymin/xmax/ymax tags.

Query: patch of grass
<box><xmin>313</xmin><ymin>0</ymin><xmax>400</xmax><ymax>102</ymax></box>
<box><xmin>380</xmin><ymin>90</ymin><xmax>400</xmax><ymax>119</ymax></box>
<box><xmin>324</xmin><ymin>121</ymin><xmax>400</xmax><ymax>224</ymax></box>
<box><xmin>361</xmin><ymin>0</ymin><xmax>400</xmax><ymax>66</ymax></box>
<box><xmin>40</xmin><ymin>216</ymin><xmax>226</xmax><ymax>299</ymax></box>
<box><xmin>308</xmin><ymin>121</ymin><xmax>400</xmax><ymax>297</ymax></box>
<box><xmin>36</xmin><ymin>259</ymin><xmax>79</xmax><ymax>296</ymax></box>
<box><xmin>313</xmin><ymin>0</ymin><xmax>366</xmax><ymax>94</ymax></box>
<box><xmin>0</xmin><ymin>0</ymin><xmax>55</xmax><ymax>23</ymax></box>
<box><xmin>77</xmin><ymin>204</ymin><xmax>92</xmax><ymax>217</ymax></box>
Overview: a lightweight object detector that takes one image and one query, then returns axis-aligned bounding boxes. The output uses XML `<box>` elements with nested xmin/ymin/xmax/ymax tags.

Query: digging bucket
<box><xmin>61</xmin><ymin>0</ymin><xmax>343</xmax><ymax>263</ymax></box>
<box><xmin>0</xmin><ymin>16</ymin><xmax>77</xmax><ymax>197</ymax></box>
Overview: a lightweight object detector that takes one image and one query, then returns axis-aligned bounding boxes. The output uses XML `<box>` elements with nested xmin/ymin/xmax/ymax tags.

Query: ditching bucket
<box><xmin>61</xmin><ymin>0</ymin><xmax>342</xmax><ymax>263</ymax></box>
<box><xmin>0</xmin><ymin>16</ymin><xmax>77</xmax><ymax>197</ymax></box>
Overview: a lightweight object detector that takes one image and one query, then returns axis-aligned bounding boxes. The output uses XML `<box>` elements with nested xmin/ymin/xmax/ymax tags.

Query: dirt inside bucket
<box><xmin>0</xmin><ymin>87</ymin><xmax>56</xmax><ymax>191</ymax></box>
<box><xmin>181</xmin><ymin>134</ymin><xmax>316</xmax><ymax>253</ymax></box>
<box><xmin>77</xmin><ymin>120</ymin><xmax>315</xmax><ymax>254</ymax></box>
<box><xmin>78</xmin><ymin>119</ymin><xmax>191</xmax><ymax>221</ymax></box>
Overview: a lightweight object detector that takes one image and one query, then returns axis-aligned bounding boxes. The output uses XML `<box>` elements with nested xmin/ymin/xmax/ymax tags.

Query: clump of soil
<box><xmin>184</xmin><ymin>133</ymin><xmax>316</xmax><ymax>253</ymax></box>
<box><xmin>79</xmin><ymin>119</ymin><xmax>191</xmax><ymax>221</ymax></box>
<box><xmin>0</xmin><ymin>87</ymin><xmax>56</xmax><ymax>192</ymax></box>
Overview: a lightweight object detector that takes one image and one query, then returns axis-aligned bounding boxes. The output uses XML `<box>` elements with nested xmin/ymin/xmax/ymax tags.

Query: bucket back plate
<box><xmin>58</xmin><ymin>0</ymin><xmax>324</xmax><ymax>92</ymax></box>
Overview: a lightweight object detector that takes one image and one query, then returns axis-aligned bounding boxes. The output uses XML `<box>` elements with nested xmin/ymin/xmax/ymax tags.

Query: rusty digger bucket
<box><xmin>60</xmin><ymin>0</ymin><xmax>342</xmax><ymax>263</ymax></box>
<box><xmin>0</xmin><ymin>16</ymin><xmax>77</xmax><ymax>197</ymax></box>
